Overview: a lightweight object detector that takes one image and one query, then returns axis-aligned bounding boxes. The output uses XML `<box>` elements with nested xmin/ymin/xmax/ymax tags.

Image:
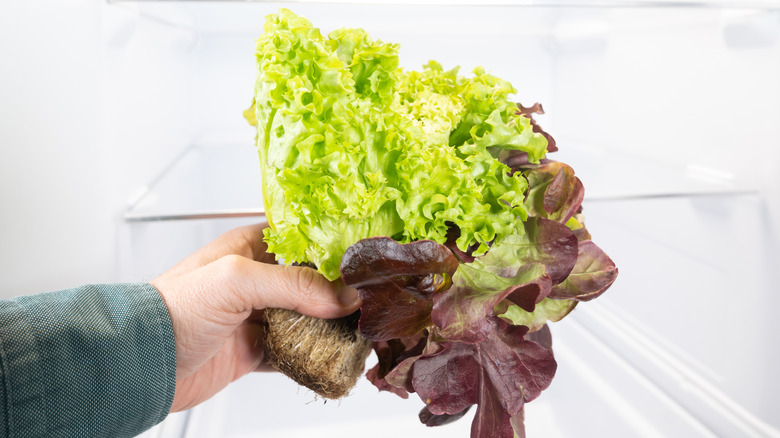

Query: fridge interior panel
<box><xmin>117</xmin><ymin>217</ymin><xmax>261</xmax><ymax>283</ymax></box>
<box><xmin>124</xmin><ymin>144</ymin><xmax>265</xmax><ymax>221</ymax></box>
<box><xmin>577</xmin><ymin>194</ymin><xmax>780</xmax><ymax>434</ymax></box>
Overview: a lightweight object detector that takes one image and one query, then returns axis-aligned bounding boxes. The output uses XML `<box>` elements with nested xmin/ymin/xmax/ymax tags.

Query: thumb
<box><xmin>212</xmin><ymin>255</ymin><xmax>361</xmax><ymax>319</ymax></box>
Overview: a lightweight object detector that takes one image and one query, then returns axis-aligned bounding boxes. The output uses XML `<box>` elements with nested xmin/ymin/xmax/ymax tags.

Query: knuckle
<box><xmin>217</xmin><ymin>254</ymin><xmax>247</xmax><ymax>282</ymax></box>
<box><xmin>218</xmin><ymin>255</ymin><xmax>249</xmax><ymax>291</ymax></box>
<box><xmin>213</xmin><ymin>254</ymin><xmax>250</xmax><ymax>313</ymax></box>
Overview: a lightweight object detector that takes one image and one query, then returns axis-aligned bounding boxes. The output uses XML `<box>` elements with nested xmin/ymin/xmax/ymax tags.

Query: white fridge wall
<box><xmin>552</xmin><ymin>8</ymin><xmax>780</xmax><ymax>185</ymax></box>
<box><xmin>0</xmin><ymin>0</ymin><xmax>117</xmax><ymax>297</ymax></box>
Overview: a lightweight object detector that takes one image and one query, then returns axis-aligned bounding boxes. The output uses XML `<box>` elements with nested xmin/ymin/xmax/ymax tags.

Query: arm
<box><xmin>0</xmin><ymin>222</ymin><xmax>359</xmax><ymax>437</ymax></box>
<box><xmin>0</xmin><ymin>283</ymin><xmax>175</xmax><ymax>438</ymax></box>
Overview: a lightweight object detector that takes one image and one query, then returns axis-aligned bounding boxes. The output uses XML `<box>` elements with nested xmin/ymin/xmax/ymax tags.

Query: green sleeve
<box><xmin>0</xmin><ymin>283</ymin><xmax>176</xmax><ymax>438</ymax></box>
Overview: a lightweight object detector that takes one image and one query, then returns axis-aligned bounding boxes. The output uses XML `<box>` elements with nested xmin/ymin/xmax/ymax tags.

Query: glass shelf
<box><xmin>123</xmin><ymin>142</ymin><xmax>759</xmax><ymax>222</ymax></box>
<box><xmin>551</xmin><ymin>143</ymin><xmax>760</xmax><ymax>202</ymax></box>
<box><xmin>124</xmin><ymin>144</ymin><xmax>266</xmax><ymax>222</ymax></box>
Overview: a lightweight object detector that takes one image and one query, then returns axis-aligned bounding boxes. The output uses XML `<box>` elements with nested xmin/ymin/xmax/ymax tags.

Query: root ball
<box><xmin>263</xmin><ymin>308</ymin><xmax>372</xmax><ymax>399</ymax></box>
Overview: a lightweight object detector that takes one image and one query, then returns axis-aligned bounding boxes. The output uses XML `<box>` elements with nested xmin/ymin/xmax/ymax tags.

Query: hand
<box><xmin>150</xmin><ymin>222</ymin><xmax>360</xmax><ymax>412</ymax></box>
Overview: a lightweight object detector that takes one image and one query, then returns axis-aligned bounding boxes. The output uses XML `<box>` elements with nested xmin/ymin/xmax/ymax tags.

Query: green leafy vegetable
<box><xmin>249</xmin><ymin>9</ymin><xmax>547</xmax><ymax>280</ymax></box>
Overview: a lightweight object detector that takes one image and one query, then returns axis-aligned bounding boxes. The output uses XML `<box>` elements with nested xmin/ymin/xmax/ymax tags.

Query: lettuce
<box><xmin>248</xmin><ymin>9</ymin><xmax>547</xmax><ymax>280</ymax></box>
<box><xmin>248</xmin><ymin>10</ymin><xmax>617</xmax><ymax>438</ymax></box>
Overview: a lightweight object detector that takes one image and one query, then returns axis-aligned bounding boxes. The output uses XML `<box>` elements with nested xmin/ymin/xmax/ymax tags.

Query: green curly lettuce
<box><xmin>247</xmin><ymin>9</ymin><xmax>548</xmax><ymax>280</ymax></box>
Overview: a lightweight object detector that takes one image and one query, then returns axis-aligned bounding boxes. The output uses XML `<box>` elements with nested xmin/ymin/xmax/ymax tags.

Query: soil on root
<box><xmin>263</xmin><ymin>308</ymin><xmax>372</xmax><ymax>399</ymax></box>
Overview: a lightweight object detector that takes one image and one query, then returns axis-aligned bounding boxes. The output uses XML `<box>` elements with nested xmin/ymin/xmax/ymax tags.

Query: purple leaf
<box><xmin>525</xmin><ymin>323</ymin><xmax>553</xmax><ymax>351</ymax></box>
<box><xmin>420</xmin><ymin>405</ymin><xmax>472</xmax><ymax>427</ymax></box>
<box><xmin>411</xmin><ymin>318</ymin><xmax>557</xmax><ymax>438</ymax></box>
<box><xmin>510</xmin><ymin>408</ymin><xmax>526</xmax><ymax>438</ymax></box>
<box><xmin>430</xmin><ymin>218</ymin><xmax>575</xmax><ymax>343</ymax></box>
<box><xmin>385</xmin><ymin>336</ymin><xmax>442</xmax><ymax>395</ymax></box>
<box><xmin>445</xmin><ymin>226</ymin><xmax>477</xmax><ymax>263</ymax></box>
<box><xmin>520</xmin><ymin>218</ymin><xmax>579</xmax><ymax>285</ymax></box>
<box><xmin>472</xmin><ymin>380</ymin><xmax>514</xmax><ymax>438</ymax></box>
<box><xmin>341</xmin><ymin>237</ymin><xmax>459</xmax><ymax>341</ymax></box>
<box><xmin>432</xmin><ymin>262</ymin><xmax>550</xmax><ymax>343</ymax></box>
<box><xmin>366</xmin><ymin>366</ymin><xmax>410</xmax><ymax>399</ymax></box>
<box><xmin>341</xmin><ymin>237</ymin><xmax>460</xmax><ymax>299</ymax></box>
<box><xmin>524</xmin><ymin>161</ymin><xmax>584</xmax><ymax>224</ymax></box>
<box><xmin>367</xmin><ymin>334</ymin><xmax>428</xmax><ymax>398</ymax></box>
<box><xmin>366</xmin><ymin>339</ymin><xmax>414</xmax><ymax>398</ymax></box>
<box><xmin>550</xmin><ymin>240</ymin><xmax>618</xmax><ymax>301</ymax></box>
<box><xmin>505</xmin><ymin>277</ymin><xmax>553</xmax><ymax>313</ymax></box>
<box><xmin>355</xmin><ymin>282</ymin><xmax>434</xmax><ymax>341</ymax></box>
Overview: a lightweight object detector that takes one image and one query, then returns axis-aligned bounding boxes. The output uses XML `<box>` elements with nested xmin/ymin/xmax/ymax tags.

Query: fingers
<box><xmin>234</xmin><ymin>223</ymin><xmax>277</xmax><ymax>264</ymax></box>
<box><xmin>209</xmin><ymin>255</ymin><xmax>361</xmax><ymax>320</ymax></box>
<box><xmin>232</xmin><ymin>321</ymin><xmax>266</xmax><ymax>378</ymax></box>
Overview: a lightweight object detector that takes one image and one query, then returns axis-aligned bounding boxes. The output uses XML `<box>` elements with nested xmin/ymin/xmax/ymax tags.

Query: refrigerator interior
<box><xmin>104</xmin><ymin>2</ymin><xmax>780</xmax><ymax>437</ymax></box>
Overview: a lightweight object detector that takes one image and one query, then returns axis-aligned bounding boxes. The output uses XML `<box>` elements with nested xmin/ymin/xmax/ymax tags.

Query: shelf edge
<box><xmin>124</xmin><ymin>209</ymin><xmax>266</xmax><ymax>222</ymax></box>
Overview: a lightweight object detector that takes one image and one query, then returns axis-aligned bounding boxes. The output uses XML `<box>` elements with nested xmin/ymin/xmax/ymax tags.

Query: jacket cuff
<box><xmin>0</xmin><ymin>283</ymin><xmax>176</xmax><ymax>438</ymax></box>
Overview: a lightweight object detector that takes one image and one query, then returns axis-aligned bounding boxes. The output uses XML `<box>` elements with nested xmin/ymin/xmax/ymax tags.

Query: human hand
<box><xmin>150</xmin><ymin>222</ymin><xmax>360</xmax><ymax>412</ymax></box>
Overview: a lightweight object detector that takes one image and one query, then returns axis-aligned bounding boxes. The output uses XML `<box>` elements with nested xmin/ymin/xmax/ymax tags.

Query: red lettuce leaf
<box><xmin>355</xmin><ymin>281</ymin><xmax>433</xmax><ymax>341</ymax></box>
<box><xmin>526</xmin><ymin>323</ymin><xmax>553</xmax><ymax>350</ymax></box>
<box><xmin>431</xmin><ymin>218</ymin><xmax>575</xmax><ymax>343</ymax></box>
<box><xmin>385</xmin><ymin>334</ymin><xmax>444</xmax><ymax>395</ymax></box>
<box><xmin>566</xmin><ymin>213</ymin><xmax>592</xmax><ymax>242</ymax></box>
<box><xmin>366</xmin><ymin>339</ymin><xmax>413</xmax><ymax>399</ymax></box>
<box><xmin>432</xmin><ymin>262</ymin><xmax>550</xmax><ymax>343</ymax></box>
<box><xmin>510</xmin><ymin>408</ymin><xmax>526</xmax><ymax>438</ymax></box>
<box><xmin>496</xmin><ymin>298</ymin><xmax>578</xmax><ymax>333</ymax></box>
<box><xmin>549</xmin><ymin>240</ymin><xmax>618</xmax><ymax>301</ymax></box>
<box><xmin>411</xmin><ymin>318</ymin><xmax>556</xmax><ymax>438</ymax></box>
<box><xmin>367</xmin><ymin>334</ymin><xmax>427</xmax><ymax>398</ymax></box>
<box><xmin>419</xmin><ymin>405</ymin><xmax>472</xmax><ymax>427</ymax></box>
<box><xmin>366</xmin><ymin>365</ymin><xmax>409</xmax><ymax>399</ymax></box>
<box><xmin>514</xmin><ymin>217</ymin><xmax>579</xmax><ymax>285</ymax></box>
<box><xmin>445</xmin><ymin>226</ymin><xmax>477</xmax><ymax>263</ymax></box>
<box><xmin>341</xmin><ymin>237</ymin><xmax>459</xmax><ymax>341</ymax></box>
<box><xmin>524</xmin><ymin>161</ymin><xmax>584</xmax><ymax>224</ymax></box>
<box><xmin>505</xmin><ymin>277</ymin><xmax>553</xmax><ymax>313</ymax></box>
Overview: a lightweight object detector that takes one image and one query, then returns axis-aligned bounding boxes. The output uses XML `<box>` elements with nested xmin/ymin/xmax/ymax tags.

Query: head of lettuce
<box><xmin>245</xmin><ymin>9</ymin><xmax>549</xmax><ymax>281</ymax></box>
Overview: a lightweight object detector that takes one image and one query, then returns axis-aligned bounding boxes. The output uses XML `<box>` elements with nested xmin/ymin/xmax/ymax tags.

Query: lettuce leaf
<box><xmin>431</xmin><ymin>217</ymin><xmax>577</xmax><ymax>343</ymax></box>
<box><xmin>411</xmin><ymin>318</ymin><xmax>556</xmax><ymax>438</ymax></box>
<box><xmin>250</xmin><ymin>9</ymin><xmax>547</xmax><ymax>280</ymax></box>
<box><xmin>523</xmin><ymin>161</ymin><xmax>585</xmax><ymax>224</ymax></box>
<box><xmin>340</xmin><ymin>237</ymin><xmax>459</xmax><ymax>341</ymax></box>
<box><xmin>549</xmin><ymin>240</ymin><xmax>618</xmax><ymax>301</ymax></box>
<box><xmin>497</xmin><ymin>297</ymin><xmax>578</xmax><ymax>333</ymax></box>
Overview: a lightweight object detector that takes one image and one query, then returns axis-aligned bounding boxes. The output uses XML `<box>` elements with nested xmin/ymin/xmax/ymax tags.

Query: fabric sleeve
<box><xmin>0</xmin><ymin>283</ymin><xmax>176</xmax><ymax>438</ymax></box>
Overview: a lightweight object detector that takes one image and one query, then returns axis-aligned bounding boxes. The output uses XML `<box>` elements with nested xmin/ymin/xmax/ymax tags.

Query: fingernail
<box><xmin>339</xmin><ymin>285</ymin><xmax>361</xmax><ymax>308</ymax></box>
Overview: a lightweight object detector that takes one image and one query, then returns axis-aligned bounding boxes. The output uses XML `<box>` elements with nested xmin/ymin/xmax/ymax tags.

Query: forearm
<box><xmin>0</xmin><ymin>283</ymin><xmax>176</xmax><ymax>438</ymax></box>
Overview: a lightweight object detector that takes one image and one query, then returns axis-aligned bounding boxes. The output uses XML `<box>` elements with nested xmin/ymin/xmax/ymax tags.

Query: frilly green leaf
<box><xmin>252</xmin><ymin>10</ymin><xmax>546</xmax><ymax>280</ymax></box>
